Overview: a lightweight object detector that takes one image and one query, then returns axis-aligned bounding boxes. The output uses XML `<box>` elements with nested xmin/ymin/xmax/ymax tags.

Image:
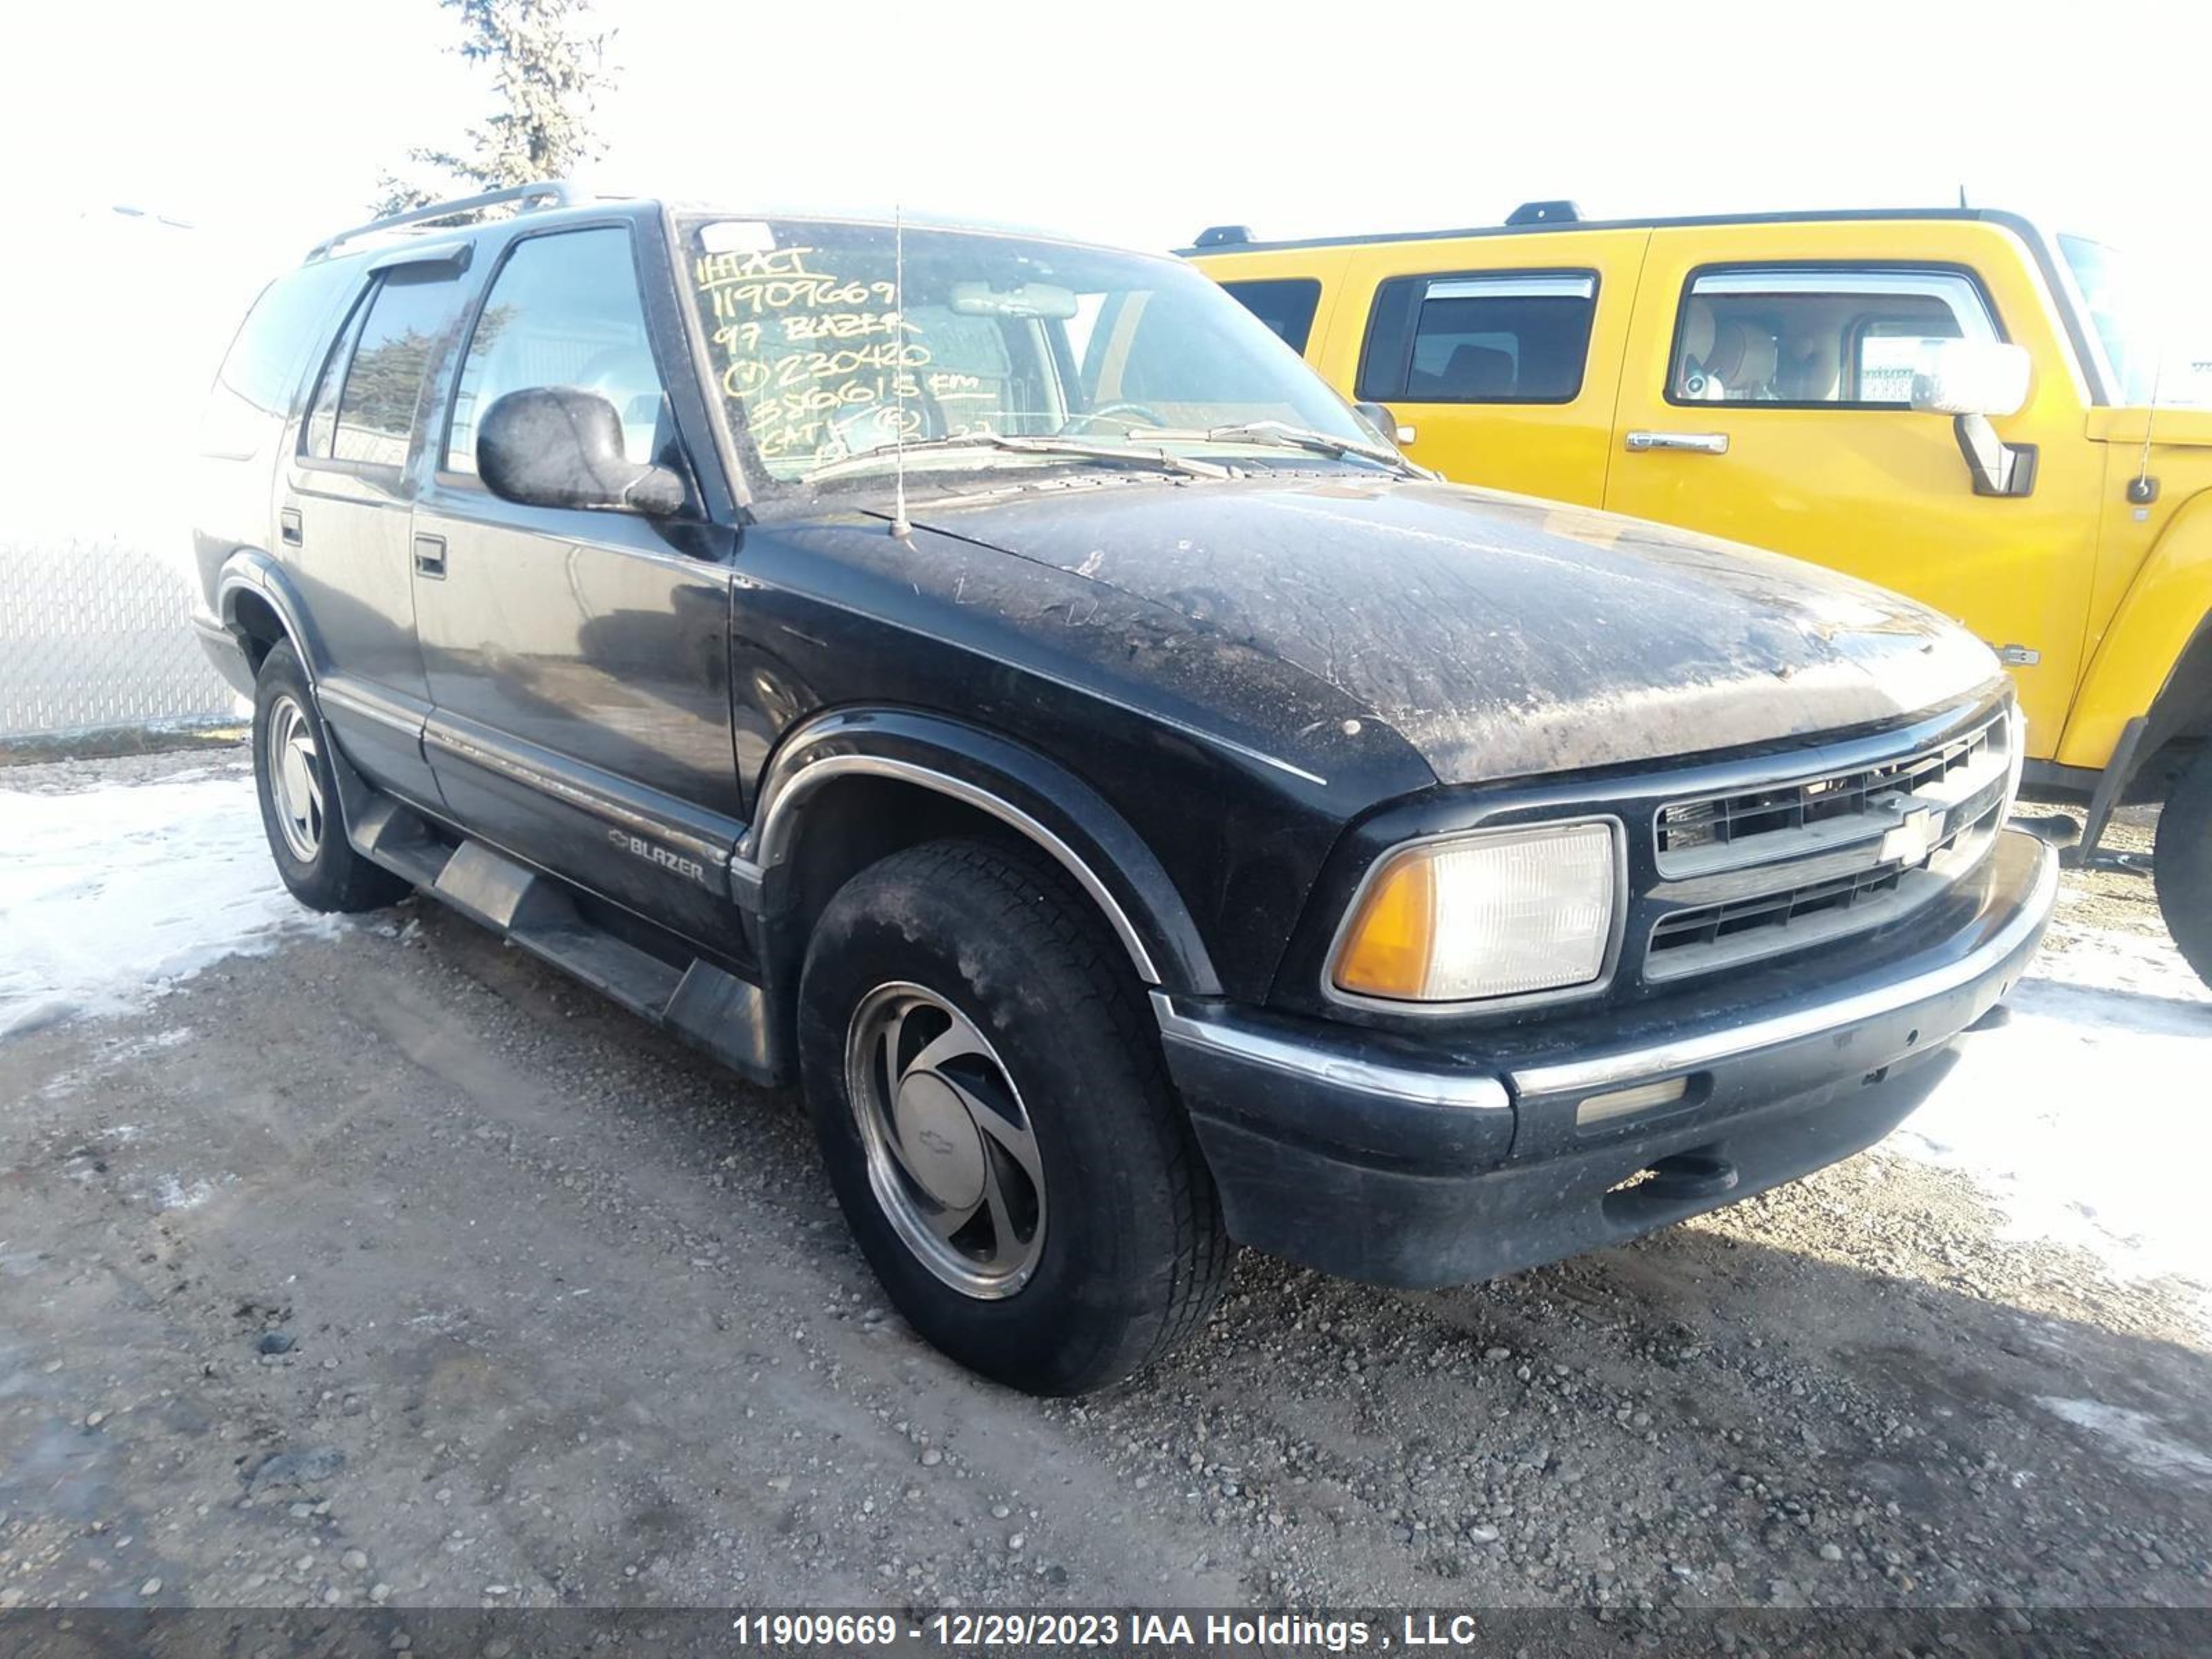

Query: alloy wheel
<box><xmin>267</xmin><ymin>693</ymin><xmax>325</xmax><ymax>862</ymax></box>
<box><xmin>843</xmin><ymin>982</ymin><xmax>1047</xmax><ymax>1298</ymax></box>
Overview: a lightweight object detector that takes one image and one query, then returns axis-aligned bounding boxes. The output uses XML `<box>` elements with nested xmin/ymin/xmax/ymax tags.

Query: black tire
<box><xmin>2153</xmin><ymin>745</ymin><xmax>2212</xmax><ymax>989</ymax></box>
<box><xmin>251</xmin><ymin>642</ymin><xmax>409</xmax><ymax>915</ymax></box>
<box><xmin>798</xmin><ymin>838</ymin><xmax>1230</xmax><ymax>1394</ymax></box>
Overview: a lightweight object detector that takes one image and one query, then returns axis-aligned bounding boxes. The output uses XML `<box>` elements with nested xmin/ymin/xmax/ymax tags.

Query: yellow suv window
<box><xmin>1357</xmin><ymin>272</ymin><xmax>1597</xmax><ymax>405</ymax></box>
<box><xmin>1217</xmin><ymin>277</ymin><xmax>1322</xmax><ymax>353</ymax></box>
<box><xmin>1669</xmin><ymin>267</ymin><xmax>2000</xmax><ymax>407</ymax></box>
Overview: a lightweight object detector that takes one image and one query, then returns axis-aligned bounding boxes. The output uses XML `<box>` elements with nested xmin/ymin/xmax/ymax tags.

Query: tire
<box><xmin>2153</xmin><ymin>744</ymin><xmax>2212</xmax><ymax>989</ymax></box>
<box><xmin>251</xmin><ymin>642</ymin><xmax>409</xmax><ymax>915</ymax></box>
<box><xmin>798</xmin><ymin>838</ymin><xmax>1230</xmax><ymax>1394</ymax></box>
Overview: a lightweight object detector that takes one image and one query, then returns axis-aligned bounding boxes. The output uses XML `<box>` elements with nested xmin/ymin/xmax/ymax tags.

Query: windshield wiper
<box><xmin>1127</xmin><ymin>419</ymin><xmax>1414</xmax><ymax>472</ymax></box>
<box><xmin>801</xmin><ymin>432</ymin><xmax>1230</xmax><ymax>485</ymax></box>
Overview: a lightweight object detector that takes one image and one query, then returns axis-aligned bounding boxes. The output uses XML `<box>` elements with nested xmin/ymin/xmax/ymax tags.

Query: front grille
<box><xmin>1656</xmin><ymin>720</ymin><xmax>1997</xmax><ymax>870</ymax></box>
<box><xmin>1643</xmin><ymin>709</ymin><xmax>2013</xmax><ymax>982</ymax></box>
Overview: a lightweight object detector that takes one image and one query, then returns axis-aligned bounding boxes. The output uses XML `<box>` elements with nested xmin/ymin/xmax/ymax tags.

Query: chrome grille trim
<box><xmin>1641</xmin><ymin>708</ymin><xmax>2014</xmax><ymax>983</ymax></box>
<box><xmin>1654</xmin><ymin>714</ymin><xmax>2007</xmax><ymax>878</ymax></box>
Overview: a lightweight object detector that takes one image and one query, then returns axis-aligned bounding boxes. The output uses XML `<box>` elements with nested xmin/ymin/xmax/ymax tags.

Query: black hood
<box><xmin>911</xmin><ymin>474</ymin><xmax>2005</xmax><ymax>784</ymax></box>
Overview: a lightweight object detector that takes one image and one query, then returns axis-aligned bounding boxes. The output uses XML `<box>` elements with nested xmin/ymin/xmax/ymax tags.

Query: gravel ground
<box><xmin>2</xmin><ymin>749</ymin><xmax>2209</xmax><ymax>1629</ymax></box>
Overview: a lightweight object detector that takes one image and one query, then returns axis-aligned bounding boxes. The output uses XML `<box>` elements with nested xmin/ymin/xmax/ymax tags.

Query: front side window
<box><xmin>446</xmin><ymin>227</ymin><xmax>668</xmax><ymax>476</ymax></box>
<box><xmin>1219</xmin><ymin>278</ymin><xmax>1322</xmax><ymax>353</ymax></box>
<box><xmin>676</xmin><ymin>216</ymin><xmax>1376</xmax><ymax>495</ymax></box>
<box><xmin>1670</xmin><ymin>268</ymin><xmax>1998</xmax><ymax>406</ymax></box>
<box><xmin>303</xmin><ymin>270</ymin><xmax>460</xmax><ymax>467</ymax></box>
<box><xmin>1358</xmin><ymin>272</ymin><xmax>1597</xmax><ymax>404</ymax></box>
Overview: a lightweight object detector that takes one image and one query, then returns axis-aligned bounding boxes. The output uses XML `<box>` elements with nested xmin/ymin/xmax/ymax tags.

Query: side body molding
<box><xmin>734</xmin><ymin>708</ymin><xmax>1222</xmax><ymax>997</ymax></box>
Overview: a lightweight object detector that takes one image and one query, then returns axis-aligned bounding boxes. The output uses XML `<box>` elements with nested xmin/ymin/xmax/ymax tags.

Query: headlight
<box><xmin>1331</xmin><ymin>821</ymin><xmax>1618</xmax><ymax>1004</ymax></box>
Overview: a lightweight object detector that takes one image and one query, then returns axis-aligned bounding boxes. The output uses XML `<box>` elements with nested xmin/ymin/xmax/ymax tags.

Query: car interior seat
<box><xmin>1679</xmin><ymin>303</ymin><xmax>1778</xmax><ymax>400</ymax></box>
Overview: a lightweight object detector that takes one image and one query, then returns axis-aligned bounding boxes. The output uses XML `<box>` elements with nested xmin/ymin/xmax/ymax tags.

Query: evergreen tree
<box><xmin>371</xmin><ymin>0</ymin><xmax>614</xmax><ymax>215</ymax></box>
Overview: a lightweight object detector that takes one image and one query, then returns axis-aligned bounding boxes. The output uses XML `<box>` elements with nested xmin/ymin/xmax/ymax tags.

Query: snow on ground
<box><xmin>2034</xmin><ymin>1396</ymin><xmax>2212</xmax><ymax>1481</ymax></box>
<box><xmin>0</xmin><ymin>761</ymin><xmax>342</xmax><ymax>1038</ymax></box>
<box><xmin>1886</xmin><ymin>915</ymin><xmax>2211</xmax><ymax>1304</ymax></box>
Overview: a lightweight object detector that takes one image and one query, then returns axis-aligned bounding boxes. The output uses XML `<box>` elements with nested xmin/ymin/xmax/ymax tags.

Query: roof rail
<box><xmin>1193</xmin><ymin>224</ymin><xmax>1253</xmax><ymax>248</ymax></box>
<box><xmin>1505</xmin><ymin>200</ymin><xmax>1581</xmax><ymax>227</ymax></box>
<box><xmin>306</xmin><ymin>180</ymin><xmax>580</xmax><ymax>262</ymax></box>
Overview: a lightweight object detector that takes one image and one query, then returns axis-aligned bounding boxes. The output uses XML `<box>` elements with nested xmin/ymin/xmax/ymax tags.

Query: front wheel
<box><xmin>797</xmin><ymin>838</ymin><xmax>1230</xmax><ymax>1394</ymax></box>
<box><xmin>2153</xmin><ymin>745</ymin><xmax>2212</xmax><ymax>988</ymax></box>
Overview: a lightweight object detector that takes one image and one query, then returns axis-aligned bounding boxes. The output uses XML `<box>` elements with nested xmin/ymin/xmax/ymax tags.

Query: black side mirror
<box><xmin>1353</xmin><ymin>400</ymin><xmax>1414</xmax><ymax>448</ymax></box>
<box><xmin>1953</xmin><ymin>413</ymin><xmax>2038</xmax><ymax>499</ymax></box>
<box><xmin>477</xmin><ymin>387</ymin><xmax>688</xmax><ymax>516</ymax></box>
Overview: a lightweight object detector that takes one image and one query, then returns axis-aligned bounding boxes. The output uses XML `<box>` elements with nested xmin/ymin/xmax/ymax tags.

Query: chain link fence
<box><xmin>0</xmin><ymin>538</ymin><xmax>243</xmax><ymax>741</ymax></box>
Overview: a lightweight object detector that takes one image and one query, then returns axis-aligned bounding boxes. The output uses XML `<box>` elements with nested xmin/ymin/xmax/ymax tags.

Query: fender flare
<box><xmin>735</xmin><ymin>706</ymin><xmax>1222</xmax><ymax>997</ymax></box>
<box><xmin>2059</xmin><ymin>488</ymin><xmax>2212</xmax><ymax>774</ymax></box>
<box><xmin>216</xmin><ymin>549</ymin><xmax>327</xmax><ymax>684</ymax></box>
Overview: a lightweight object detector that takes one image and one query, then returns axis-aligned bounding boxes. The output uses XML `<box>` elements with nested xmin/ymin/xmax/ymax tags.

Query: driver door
<box><xmin>411</xmin><ymin>222</ymin><xmax>745</xmax><ymax>943</ymax></box>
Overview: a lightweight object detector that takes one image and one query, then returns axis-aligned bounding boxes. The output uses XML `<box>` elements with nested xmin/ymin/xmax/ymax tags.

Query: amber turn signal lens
<box><xmin>1332</xmin><ymin>851</ymin><xmax>1437</xmax><ymax>1000</ymax></box>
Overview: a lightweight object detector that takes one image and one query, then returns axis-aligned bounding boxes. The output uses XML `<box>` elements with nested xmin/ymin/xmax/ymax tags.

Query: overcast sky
<box><xmin>12</xmin><ymin>0</ymin><xmax>2208</xmax><ymax>264</ymax></box>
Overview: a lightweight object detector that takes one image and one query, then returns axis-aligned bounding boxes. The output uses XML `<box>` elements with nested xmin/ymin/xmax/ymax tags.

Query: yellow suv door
<box><xmin>1604</xmin><ymin>220</ymin><xmax>2102</xmax><ymax>745</ymax></box>
<box><xmin>1309</xmin><ymin>232</ymin><xmax>1647</xmax><ymax>507</ymax></box>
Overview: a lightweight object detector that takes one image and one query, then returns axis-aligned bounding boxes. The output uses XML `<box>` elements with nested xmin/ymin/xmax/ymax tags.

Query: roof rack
<box><xmin>1192</xmin><ymin>224</ymin><xmax>1253</xmax><ymax>248</ymax></box>
<box><xmin>305</xmin><ymin>180</ymin><xmax>580</xmax><ymax>262</ymax></box>
<box><xmin>1505</xmin><ymin>200</ymin><xmax>1580</xmax><ymax>227</ymax></box>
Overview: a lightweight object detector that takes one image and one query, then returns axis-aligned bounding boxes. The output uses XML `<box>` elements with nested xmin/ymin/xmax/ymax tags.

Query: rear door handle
<box><xmin>413</xmin><ymin>533</ymin><xmax>447</xmax><ymax>579</ymax></box>
<box><xmin>1624</xmin><ymin>430</ymin><xmax>1730</xmax><ymax>455</ymax></box>
<box><xmin>279</xmin><ymin>507</ymin><xmax>303</xmax><ymax>546</ymax></box>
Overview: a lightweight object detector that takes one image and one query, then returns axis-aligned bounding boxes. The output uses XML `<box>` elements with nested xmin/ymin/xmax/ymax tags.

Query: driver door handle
<box><xmin>413</xmin><ymin>533</ymin><xmax>447</xmax><ymax>579</ymax></box>
<box><xmin>1625</xmin><ymin>430</ymin><xmax>1730</xmax><ymax>455</ymax></box>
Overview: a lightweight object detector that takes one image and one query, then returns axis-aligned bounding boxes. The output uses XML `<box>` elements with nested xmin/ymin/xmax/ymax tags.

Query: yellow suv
<box><xmin>1190</xmin><ymin>204</ymin><xmax>2212</xmax><ymax>983</ymax></box>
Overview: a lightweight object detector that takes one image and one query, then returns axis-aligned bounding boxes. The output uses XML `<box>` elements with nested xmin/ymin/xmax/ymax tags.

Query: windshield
<box><xmin>2058</xmin><ymin>233</ymin><xmax>2206</xmax><ymax>406</ymax></box>
<box><xmin>675</xmin><ymin>215</ymin><xmax>1383</xmax><ymax>495</ymax></box>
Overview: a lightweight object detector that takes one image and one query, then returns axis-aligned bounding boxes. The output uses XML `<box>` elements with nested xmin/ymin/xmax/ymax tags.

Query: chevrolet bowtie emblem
<box><xmin>1880</xmin><ymin>806</ymin><xmax>1941</xmax><ymax>867</ymax></box>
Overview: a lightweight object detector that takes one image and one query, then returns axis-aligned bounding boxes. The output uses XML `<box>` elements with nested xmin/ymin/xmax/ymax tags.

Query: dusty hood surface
<box><xmin>915</xmin><ymin>476</ymin><xmax>2005</xmax><ymax>784</ymax></box>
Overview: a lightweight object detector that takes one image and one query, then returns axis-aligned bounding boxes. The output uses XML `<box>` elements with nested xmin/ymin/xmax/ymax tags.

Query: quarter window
<box><xmin>1219</xmin><ymin>278</ymin><xmax>1322</xmax><ymax>353</ymax></box>
<box><xmin>1358</xmin><ymin>272</ymin><xmax>1597</xmax><ymax>404</ymax></box>
<box><xmin>446</xmin><ymin>227</ymin><xmax>668</xmax><ymax>476</ymax></box>
<box><xmin>1670</xmin><ymin>268</ymin><xmax>2000</xmax><ymax>406</ymax></box>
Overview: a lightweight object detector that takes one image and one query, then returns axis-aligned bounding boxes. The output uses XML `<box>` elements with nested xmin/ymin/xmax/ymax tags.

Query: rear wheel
<box><xmin>252</xmin><ymin>643</ymin><xmax>409</xmax><ymax>914</ymax></box>
<box><xmin>2153</xmin><ymin>745</ymin><xmax>2212</xmax><ymax>988</ymax></box>
<box><xmin>798</xmin><ymin>838</ymin><xmax>1230</xmax><ymax>1394</ymax></box>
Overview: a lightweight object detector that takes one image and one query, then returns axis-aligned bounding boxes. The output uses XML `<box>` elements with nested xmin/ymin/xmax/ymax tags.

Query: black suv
<box><xmin>193</xmin><ymin>184</ymin><xmax>2056</xmax><ymax>1394</ymax></box>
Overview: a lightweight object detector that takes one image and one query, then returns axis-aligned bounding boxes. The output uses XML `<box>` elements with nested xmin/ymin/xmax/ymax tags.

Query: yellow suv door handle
<box><xmin>1625</xmin><ymin>430</ymin><xmax>1730</xmax><ymax>455</ymax></box>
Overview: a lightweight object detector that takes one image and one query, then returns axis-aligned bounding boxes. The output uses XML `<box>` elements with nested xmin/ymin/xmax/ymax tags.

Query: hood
<box><xmin>912</xmin><ymin>476</ymin><xmax>2005</xmax><ymax>785</ymax></box>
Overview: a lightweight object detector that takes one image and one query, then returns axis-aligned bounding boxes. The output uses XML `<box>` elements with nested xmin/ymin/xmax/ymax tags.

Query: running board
<box><xmin>348</xmin><ymin>791</ymin><xmax>776</xmax><ymax>1082</ymax></box>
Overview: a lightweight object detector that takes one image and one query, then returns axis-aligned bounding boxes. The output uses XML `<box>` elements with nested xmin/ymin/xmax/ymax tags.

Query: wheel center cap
<box><xmin>892</xmin><ymin>1072</ymin><xmax>987</xmax><ymax>1210</ymax></box>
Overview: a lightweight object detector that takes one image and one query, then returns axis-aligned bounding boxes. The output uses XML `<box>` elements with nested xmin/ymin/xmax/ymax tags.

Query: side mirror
<box><xmin>477</xmin><ymin>387</ymin><xmax>688</xmax><ymax>516</ymax></box>
<box><xmin>1906</xmin><ymin>342</ymin><xmax>2037</xmax><ymax>498</ymax></box>
<box><xmin>1909</xmin><ymin>340</ymin><xmax>2032</xmax><ymax>418</ymax></box>
<box><xmin>1353</xmin><ymin>400</ymin><xmax>1415</xmax><ymax>447</ymax></box>
<box><xmin>1953</xmin><ymin>413</ymin><xmax>2040</xmax><ymax>499</ymax></box>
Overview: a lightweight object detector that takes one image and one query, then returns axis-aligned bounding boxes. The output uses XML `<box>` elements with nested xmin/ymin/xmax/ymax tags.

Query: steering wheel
<box><xmin>1059</xmin><ymin>400</ymin><xmax>1167</xmax><ymax>436</ymax></box>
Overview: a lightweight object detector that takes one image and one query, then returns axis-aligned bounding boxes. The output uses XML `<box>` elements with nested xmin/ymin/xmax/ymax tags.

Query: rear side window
<box><xmin>445</xmin><ymin>227</ymin><xmax>668</xmax><ymax>476</ymax></box>
<box><xmin>1669</xmin><ymin>267</ymin><xmax>2000</xmax><ymax>406</ymax></box>
<box><xmin>198</xmin><ymin>262</ymin><xmax>355</xmax><ymax>458</ymax></box>
<box><xmin>302</xmin><ymin>270</ymin><xmax>461</xmax><ymax>467</ymax></box>
<box><xmin>1358</xmin><ymin>272</ymin><xmax>1597</xmax><ymax>404</ymax></box>
<box><xmin>1219</xmin><ymin>279</ymin><xmax>1322</xmax><ymax>353</ymax></box>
